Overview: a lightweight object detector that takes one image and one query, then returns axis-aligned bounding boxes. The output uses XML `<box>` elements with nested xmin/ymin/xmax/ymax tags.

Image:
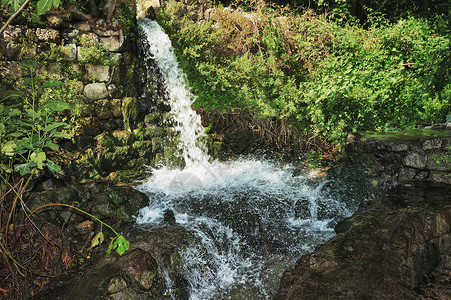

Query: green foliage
<box><xmin>0</xmin><ymin>60</ymin><xmax>73</xmax><ymax>180</ymax></box>
<box><xmin>107</xmin><ymin>234</ymin><xmax>130</xmax><ymax>256</ymax></box>
<box><xmin>1</xmin><ymin>0</ymin><xmax>23</xmax><ymax>12</ymax></box>
<box><xmin>1</xmin><ymin>0</ymin><xmax>61</xmax><ymax>15</ymax></box>
<box><xmin>36</xmin><ymin>0</ymin><xmax>60</xmax><ymax>15</ymax></box>
<box><xmin>76</xmin><ymin>35</ymin><xmax>118</xmax><ymax>66</ymax></box>
<box><xmin>159</xmin><ymin>0</ymin><xmax>451</xmax><ymax>146</ymax></box>
<box><xmin>118</xmin><ymin>0</ymin><xmax>136</xmax><ymax>38</ymax></box>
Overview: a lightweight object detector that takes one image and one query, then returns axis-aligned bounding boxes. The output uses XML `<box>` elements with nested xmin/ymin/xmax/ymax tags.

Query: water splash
<box><xmin>137</xmin><ymin>18</ymin><xmax>357</xmax><ymax>299</ymax></box>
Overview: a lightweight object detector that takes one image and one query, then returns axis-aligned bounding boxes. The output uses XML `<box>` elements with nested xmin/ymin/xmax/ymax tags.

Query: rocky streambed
<box><xmin>27</xmin><ymin>129</ymin><xmax>451</xmax><ymax>300</ymax></box>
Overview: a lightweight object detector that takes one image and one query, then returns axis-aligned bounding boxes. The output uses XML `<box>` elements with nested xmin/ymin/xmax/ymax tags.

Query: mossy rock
<box><xmin>144</xmin><ymin>112</ymin><xmax>163</xmax><ymax>126</ymax></box>
<box><xmin>163</xmin><ymin>145</ymin><xmax>184</xmax><ymax>168</ymax></box>
<box><xmin>122</xmin><ymin>97</ymin><xmax>139</xmax><ymax>131</ymax></box>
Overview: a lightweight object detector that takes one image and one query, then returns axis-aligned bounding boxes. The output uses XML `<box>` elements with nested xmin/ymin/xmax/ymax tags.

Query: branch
<box><xmin>0</xmin><ymin>0</ymin><xmax>31</xmax><ymax>36</ymax></box>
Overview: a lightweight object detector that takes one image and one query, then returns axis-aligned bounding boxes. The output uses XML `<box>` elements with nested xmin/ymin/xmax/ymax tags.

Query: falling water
<box><xmin>136</xmin><ymin>18</ymin><xmax>359</xmax><ymax>299</ymax></box>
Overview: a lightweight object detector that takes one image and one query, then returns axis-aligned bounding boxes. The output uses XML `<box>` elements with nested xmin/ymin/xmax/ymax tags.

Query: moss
<box><xmin>122</xmin><ymin>97</ymin><xmax>139</xmax><ymax>131</ymax></box>
<box><xmin>361</xmin><ymin>129</ymin><xmax>451</xmax><ymax>143</ymax></box>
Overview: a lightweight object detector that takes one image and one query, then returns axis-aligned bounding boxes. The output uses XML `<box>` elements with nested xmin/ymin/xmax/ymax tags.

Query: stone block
<box><xmin>84</xmin><ymin>83</ymin><xmax>108</xmax><ymax>100</ymax></box>
<box><xmin>60</xmin><ymin>43</ymin><xmax>77</xmax><ymax>61</ymax></box>
<box><xmin>0</xmin><ymin>61</ymin><xmax>21</xmax><ymax>78</ymax></box>
<box><xmin>4</xmin><ymin>41</ymin><xmax>21</xmax><ymax>60</ymax></box>
<box><xmin>96</xmin><ymin>99</ymin><xmax>112</xmax><ymax>119</ymax></box>
<box><xmin>423</xmin><ymin>139</ymin><xmax>442</xmax><ymax>150</ymax></box>
<box><xmin>430</xmin><ymin>171</ymin><xmax>451</xmax><ymax>185</ymax></box>
<box><xmin>403</xmin><ymin>151</ymin><xmax>427</xmax><ymax>169</ymax></box>
<box><xmin>390</xmin><ymin>143</ymin><xmax>409</xmax><ymax>152</ymax></box>
<box><xmin>46</xmin><ymin>14</ymin><xmax>64</xmax><ymax>28</ymax></box>
<box><xmin>73</xmin><ymin>21</ymin><xmax>91</xmax><ymax>31</ymax></box>
<box><xmin>2</xmin><ymin>25</ymin><xmax>24</xmax><ymax>42</ymax></box>
<box><xmin>79</xmin><ymin>33</ymin><xmax>99</xmax><ymax>46</ymax></box>
<box><xmin>84</xmin><ymin>64</ymin><xmax>110</xmax><ymax>82</ymax></box>
<box><xmin>101</xmin><ymin>36</ymin><xmax>123</xmax><ymax>52</ymax></box>
<box><xmin>111</xmin><ymin>98</ymin><xmax>122</xmax><ymax>117</ymax></box>
<box><xmin>36</xmin><ymin>28</ymin><xmax>61</xmax><ymax>43</ymax></box>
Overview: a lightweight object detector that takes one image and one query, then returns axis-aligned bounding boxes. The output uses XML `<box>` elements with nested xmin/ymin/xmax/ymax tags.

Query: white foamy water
<box><xmin>136</xmin><ymin>18</ymin><xmax>356</xmax><ymax>299</ymax></box>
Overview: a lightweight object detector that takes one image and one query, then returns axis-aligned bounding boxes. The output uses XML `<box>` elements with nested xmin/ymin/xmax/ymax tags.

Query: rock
<box><xmin>0</xmin><ymin>61</ymin><xmax>21</xmax><ymax>78</ymax></box>
<box><xmin>46</xmin><ymin>14</ymin><xmax>64</xmax><ymax>28</ymax></box>
<box><xmin>277</xmin><ymin>184</ymin><xmax>451</xmax><ymax>299</ymax></box>
<box><xmin>61</xmin><ymin>28</ymin><xmax>80</xmax><ymax>43</ymax></box>
<box><xmin>59</xmin><ymin>43</ymin><xmax>77</xmax><ymax>61</ymax></box>
<box><xmin>122</xmin><ymin>97</ymin><xmax>139</xmax><ymax>131</ymax></box>
<box><xmin>85</xmin><ymin>64</ymin><xmax>110</xmax><ymax>82</ymax></box>
<box><xmin>423</xmin><ymin>139</ymin><xmax>443</xmax><ymax>150</ymax></box>
<box><xmin>144</xmin><ymin>112</ymin><xmax>162</xmax><ymax>126</ymax></box>
<box><xmin>36</xmin><ymin>28</ymin><xmax>61</xmax><ymax>43</ymax></box>
<box><xmin>84</xmin><ymin>83</ymin><xmax>108</xmax><ymax>100</ymax></box>
<box><xmin>73</xmin><ymin>21</ymin><xmax>91</xmax><ymax>31</ymax></box>
<box><xmin>118</xmin><ymin>249</ymin><xmax>158</xmax><ymax>290</ymax></box>
<box><xmin>103</xmin><ymin>276</ymin><xmax>127</xmax><ymax>294</ymax></box>
<box><xmin>77</xmin><ymin>117</ymin><xmax>103</xmax><ymax>136</ymax></box>
<box><xmin>390</xmin><ymin>142</ymin><xmax>409</xmax><ymax>152</ymax></box>
<box><xmin>101</xmin><ymin>36</ymin><xmax>123</xmax><ymax>52</ymax></box>
<box><xmin>403</xmin><ymin>151</ymin><xmax>427</xmax><ymax>169</ymax></box>
<box><xmin>111</xmin><ymin>98</ymin><xmax>122</xmax><ymax>117</ymax></box>
<box><xmin>95</xmin><ymin>99</ymin><xmax>113</xmax><ymax>119</ymax></box>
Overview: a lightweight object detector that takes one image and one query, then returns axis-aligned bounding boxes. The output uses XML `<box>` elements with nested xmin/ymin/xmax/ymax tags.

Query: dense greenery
<box><xmin>158</xmin><ymin>0</ymin><xmax>451</xmax><ymax>145</ymax></box>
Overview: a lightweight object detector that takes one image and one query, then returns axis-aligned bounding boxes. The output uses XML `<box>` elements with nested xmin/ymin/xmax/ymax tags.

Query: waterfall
<box><xmin>136</xmin><ymin>18</ymin><xmax>358</xmax><ymax>299</ymax></box>
<box><xmin>138</xmin><ymin>18</ymin><xmax>210</xmax><ymax>168</ymax></box>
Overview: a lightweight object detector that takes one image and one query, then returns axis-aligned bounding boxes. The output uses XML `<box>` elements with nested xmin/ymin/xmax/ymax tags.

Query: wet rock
<box><xmin>103</xmin><ymin>276</ymin><xmax>128</xmax><ymax>294</ymax></box>
<box><xmin>277</xmin><ymin>184</ymin><xmax>451</xmax><ymax>300</ymax></box>
<box><xmin>122</xmin><ymin>97</ymin><xmax>139</xmax><ymax>131</ymax></box>
<box><xmin>163</xmin><ymin>209</ymin><xmax>176</xmax><ymax>225</ymax></box>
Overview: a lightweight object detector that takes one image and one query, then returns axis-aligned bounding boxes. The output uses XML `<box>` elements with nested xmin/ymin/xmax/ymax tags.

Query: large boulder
<box><xmin>277</xmin><ymin>183</ymin><xmax>451</xmax><ymax>299</ymax></box>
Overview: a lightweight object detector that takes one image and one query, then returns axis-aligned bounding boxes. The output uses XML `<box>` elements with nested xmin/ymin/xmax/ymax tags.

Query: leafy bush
<box><xmin>158</xmin><ymin>0</ymin><xmax>451</xmax><ymax>146</ymax></box>
<box><xmin>0</xmin><ymin>60</ymin><xmax>73</xmax><ymax>186</ymax></box>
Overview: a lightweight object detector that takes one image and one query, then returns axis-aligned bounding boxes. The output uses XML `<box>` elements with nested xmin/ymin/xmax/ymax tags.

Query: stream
<box><xmin>135</xmin><ymin>18</ymin><xmax>365</xmax><ymax>299</ymax></box>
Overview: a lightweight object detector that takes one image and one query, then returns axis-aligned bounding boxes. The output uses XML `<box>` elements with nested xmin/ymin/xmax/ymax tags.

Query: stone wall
<box><xmin>0</xmin><ymin>8</ymin><xmax>177</xmax><ymax>181</ymax></box>
<box><xmin>342</xmin><ymin>129</ymin><xmax>451</xmax><ymax>185</ymax></box>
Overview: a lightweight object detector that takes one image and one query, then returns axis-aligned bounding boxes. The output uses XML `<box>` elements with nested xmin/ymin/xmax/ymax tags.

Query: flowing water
<box><xmin>136</xmin><ymin>18</ymin><xmax>361</xmax><ymax>299</ymax></box>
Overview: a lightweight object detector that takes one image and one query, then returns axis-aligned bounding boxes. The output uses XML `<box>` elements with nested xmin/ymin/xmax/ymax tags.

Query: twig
<box><xmin>0</xmin><ymin>0</ymin><xmax>31</xmax><ymax>36</ymax></box>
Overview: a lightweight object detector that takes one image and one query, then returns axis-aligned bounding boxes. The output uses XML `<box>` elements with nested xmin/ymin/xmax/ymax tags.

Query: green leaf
<box><xmin>36</xmin><ymin>0</ymin><xmax>54</xmax><ymax>16</ymax></box>
<box><xmin>30</xmin><ymin>151</ymin><xmax>46</xmax><ymax>169</ymax></box>
<box><xmin>40</xmin><ymin>100</ymin><xmax>71</xmax><ymax>112</ymax></box>
<box><xmin>2</xmin><ymin>0</ymin><xmax>25</xmax><ymax>13</ymax></box>
<box><xmin>52</xmin><ymin>132</ymin><xmax>73</xmax><ymax>139</ymax></box>
<box><xmin>114</xmin><ymin>235</ymin><xmax>130</xmax><ymax>256</ymax></box>
<box><xmin>45</xmin><ymin>122</ymin><xmax>69</xmax><ymax>133</ymax></box>
<box><xmin>20</xmin><ymin>60</ymin><xmax>39</xmax><ymax>68</ymax></box>
<box><xmin>446</xmin><ymin>113</ymin><xmax>451</xmax><ymax>123</ymax></box>
<box><xmin>44</xmin><ymin>141</ymin><xmax>59</xmax><ymax>150</ymax></box>
<box><xmin>14</xmin><ymin>161</ymin><xmax>37</xmax><ymax>176</ymax></box>
<box><xmin>106</xmin><ymin>235</ymin><xmax>130</xmax><ymax>256</ymax></box>
<box><xmin>90</xmin><ymin>231</ymin><xmax>105</xmax><ymax>249</ymax></box>
<box><xmin>42</xmin><ymin>80</ymin><xmax>63</xmax><ymax>88</ymax></box>
<box><xmin>45</xmin><ymin>160</ymin><xmax>61</xmax><ymax>173</ymax></box>
<box><xmin>1</xmin><ymin>142</ymin><xmax>17</xmax><ymax>157</ymax></box>
<box><xmin>106</xmin><ymin>239</ymin><xmax>114</xmax><ymax>255</ymax></box>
